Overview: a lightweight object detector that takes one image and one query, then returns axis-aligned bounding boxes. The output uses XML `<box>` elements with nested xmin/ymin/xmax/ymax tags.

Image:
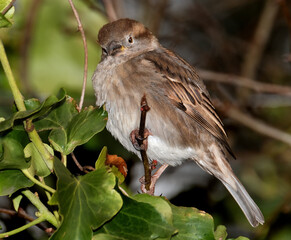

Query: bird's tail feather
<box><xmin>220</xmin><ymin>175</ymin><xmax>264</xmax><ymax>227</ymax></box>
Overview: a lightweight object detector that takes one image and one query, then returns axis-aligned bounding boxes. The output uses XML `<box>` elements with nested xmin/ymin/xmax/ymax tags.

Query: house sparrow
<box><xmin>92</xmin><ymin>18</ymin><xmax>264</xmax><ymax>227</ymax></box>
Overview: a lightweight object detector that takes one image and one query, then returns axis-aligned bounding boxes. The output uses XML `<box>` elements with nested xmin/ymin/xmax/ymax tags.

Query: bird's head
<box><xmin>98</xmin><ymin>18</ymin><xmax>158</xmax><ymax>60</ymax></box>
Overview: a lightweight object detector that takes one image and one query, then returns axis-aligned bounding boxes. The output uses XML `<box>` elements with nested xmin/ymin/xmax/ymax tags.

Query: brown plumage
<box><xmin>92</xmin><ymin>18</ymin><xmax>264</xmax><ymax>227</ymax></box>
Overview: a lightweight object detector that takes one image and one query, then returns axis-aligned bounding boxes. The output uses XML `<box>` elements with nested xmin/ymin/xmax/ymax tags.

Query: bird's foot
<box><xmin>130</xmin><ymin>128</ymin><xmax>151</xmax><ymax>151</ymax></box>
<box><xmin>140</xmin><ymin>164</ymin><xmax>169</xmax><ymax>195</ymax></box>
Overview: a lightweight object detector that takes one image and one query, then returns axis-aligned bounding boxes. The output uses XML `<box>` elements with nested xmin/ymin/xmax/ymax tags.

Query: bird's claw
<box><xmin>130</xmin><ymin>129</ymin><xmax>150</xmax><ymax>151</ymax></box>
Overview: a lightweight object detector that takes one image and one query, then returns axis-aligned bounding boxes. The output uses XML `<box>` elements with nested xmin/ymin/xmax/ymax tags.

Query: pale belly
<box><xmin>105</xmin><ymin>102</ymin><xmax>198</xmax><ymax>166</ymax></box>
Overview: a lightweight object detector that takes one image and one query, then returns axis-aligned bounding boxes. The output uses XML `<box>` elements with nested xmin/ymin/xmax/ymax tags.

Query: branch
<box><xmin>0</xmin><ymin>215</ymin><xmax>46</xmax><ymax>238</ymax></box>
<box><xmin>221</xmin><ymin>104</ymin><xmax>291</xmax><ymax>146</ymax></box>
<box><xmin>198</xmin><ymin>69</ymin><xmax>291</xmax><ymax>96</ymax></box>
<box><xmin>102</xmin><ymin>0</ymin><xmax>118</xmax><ymax>22</ymax></box>
<box><xmin>21</xmin><ymin>190</ymin><xmax>59</xmax><ymax>228</ymax></box>
<box><xmin>241</xmin><ymin>0</ymin><xmax>279</xmax><ymax>80</ymax></box>
<box><xmin>138</xmin><ymin>95</ymin><xmax>151</xmax><ymax>191</ymax></box>
<box><xmin>278</xmin><ymin>0</ymin><xmax>291</xmax><ymax>40</ymax></box>
<box><xmin>20</xmin><ymin>0</ymin><xmax>43</xmax><ymax>95</ymax></box>
<box><xmin>1</xmin><ymin>0</ymin><xmax>16</xmax><ymax>16</ymax></box>
<box><xmin>68</xmin><ymin>0</ymin><xmax>88</xmax><ymax>111</ymax></box>
<box><xmin>0</xmin><ymin>208</ymin><xmax>50</xmax><ymax>233</ymax></box>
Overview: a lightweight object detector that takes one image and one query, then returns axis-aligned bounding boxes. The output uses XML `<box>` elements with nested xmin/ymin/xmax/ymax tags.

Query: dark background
<box><xmin>1</xmin><ymin>0</ymin><xmax>291</xmax><ymax>239</ymax></box>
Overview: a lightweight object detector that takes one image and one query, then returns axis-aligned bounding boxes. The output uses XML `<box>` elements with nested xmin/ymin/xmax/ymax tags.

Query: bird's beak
<box><xmin>108</xmin><ymin>40</ymin><xmax>126</xmax><ymax>56</ymax></box>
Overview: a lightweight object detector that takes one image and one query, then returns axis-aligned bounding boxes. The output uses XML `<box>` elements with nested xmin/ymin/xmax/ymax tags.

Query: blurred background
<box><xmin>1</xmin><ymin>0</ymin><xmax>291</xmax><ymax>239</ymax></box>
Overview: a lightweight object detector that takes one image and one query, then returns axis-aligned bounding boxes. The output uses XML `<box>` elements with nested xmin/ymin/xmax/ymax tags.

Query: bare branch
<box><xmin>278</xmin><ymin>0</ymin><xmax>291</xmax><ymax>39</ymax></box>
<box><xmin>138</xmin><ymin>95</ymin><xmax>151</xmax><ymax>191</ymax></box>
<box><xmin>20</xmin><ymin>0</ymin><xmax>43</xmax><ymax>96</ymax></box>
<box><xmin>102</xmin><ymin>0</ymin><xmax>118</xmax><ymax>22</ymax></box>
<box><xmin>68</xmin><ymin>0</ymin><xmax>88</xmax><ymax>111</ymax></box>
<box><xmin>0</xmin><ymin>208</ymin><xmax>52</xmax><ymax>234</ymax></box>
<box><xmin>222</xmin><ymin>105</ymin><xmax>291</xmax><ymax>146</ymax></box>
<box><xmin>71</xmin><ymin>151</ymin><xmax>84</xmax><ymax>172</ymax></box>
<box><xmin>241</xmin><ymin>0</ymin><xmax>279</xmax><ymax>80</ymax></box>
<box><xmin>198</xmin><ymin>69</ymin><xmax>291</xmax><ymax>97</ymax></box>
<box><xmin>1</xmin><ymin>0</ymin><xmax>16</xmax><ymax>15</ymax></box>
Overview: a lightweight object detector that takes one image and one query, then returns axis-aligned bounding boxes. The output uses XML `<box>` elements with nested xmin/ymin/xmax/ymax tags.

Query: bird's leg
<box><xmin>140</xmin><ymin>164</ymin><xmax>169</xmax><ymax>195</ymax></box>
<box><xmin>130</xmin><ymin>128</ymin><xmax>151</xmax><ymax>151</ymax></box>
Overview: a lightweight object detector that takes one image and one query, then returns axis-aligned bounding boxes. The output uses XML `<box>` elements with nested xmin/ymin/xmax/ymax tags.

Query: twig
<box><xmin>71</xmin><ymin>151</ymin><xmax>84</xmax><ymax>171</ymax></box>
<box><xmin>21</xmin><ymin>190</ymin><xmax>58</xmax><ymax>227</ymax></box>
<box><xmin>240</xmin><ymin>0</ymin><xmax>279</xmax><ymax>100</ymax></box>
<box><xmin>221</xmin><ymin>104</ymin><xmax>291</xmax><ymax>146</ymax></box>
<box><xmin>20</xmin><ymin>0</ymin><xmax>43</xmax><ymax>96</ymax></box>
<box><xmin>278</xmin><ymin>0</ymin><xmax>291</xmax><ymax>39</ymax></box>
<box><xmin>1</xmin><ymin>0</ymin><xmax>16</xmax><ymax>15</ymax></box>
<box><xmin>142</xmin><ymin>0</ymin><xmax>169</xmax><ymax>35</ymax></box>
<box><xmin>138</xmin><ymin>95</ymin><xmax>151</xmax><ymax>191</ymax></box>
<box><xmin>68</xmin><ymin>0</ymin><xmax>88</xmax><ymax>111</ymax></box>
<box><xmin>0</xmin><ymin>208</ymin><xmax>51</xmax><ymax>233</ymax></box>
<box><xmin>198</xmin><ymin>69</ymin><xmax>291</xmax><ymax>96</ymax></box>
<box><xmin>102</xmin><ymin>0</ymin><xmax>118</xmax><ymax>22</ymax></box>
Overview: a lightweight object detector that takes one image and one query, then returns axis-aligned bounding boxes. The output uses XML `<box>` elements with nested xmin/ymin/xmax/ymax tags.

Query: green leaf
<box><xmin>0</xmin><ymin>137</ymin><xmax>30</xmax><ymax>170</ymax></box>
<box><xmin>0</xmin><ymin>88</ymin><xmax>66</xmax><ymax>132</ymax></box>
<box><xmin>65</xmin><ymin>106</ymin><xmax>107</xmax><ymax>154</ymax></box>
<box><xmin>92</xmin><ymin>234</ymin><xmax>126</xmax><ymax>240</ymax></box>
<box><xmin>95</xmin><ymin>146</ymin><xmax>107</xmax><ymax>169</ymax></box>
<box><xmin>214</xmin><ymin>225</ymin><xmax>227</xmax><ymax>240</ymax></box>
<box><xmin>0</xmin><ymin>169</ymin><xmax>33</xmax><ymax>196</ymax></box>
<box><xmin>24</xmin><ymin>142</ymin><xmax>54</xmax><ymax>177</ymax></box>
<box><xmin>50</xmin><ymin>158</ymin><xmax>123</xmax><ymax>240</ymax></box>
<box><xmin>170</xmin><ymin>203</ymin><xmax>215</xmax><ymax>240</ymax></box>
<box><xmin>12</xmin><ymin>194</ymin><xmax>23</xmax><ymax>211</ymax></box>
<box><xmin>228</xmin><ymin>237</ymin><xmax>249</xmax><ymax>240</ymax></box>
<box><xmin>0</xmin><ymin>0</ymin><xmax>14</xmax><ymax>28</ymax></box>
<box><xmin>133</xmin><ymin>194</ymin><xmax>173</xmax><ymax>225</ymax></box>
<box><xmin>24</xmin><ymin>98</ymin><xmax>41</xmax><ymax>110</ymax></box>
<box><xmin>0</xmin><ymin>13</ymin><xmax>11</xmax><ymax>28</ymax></box>
<box><xmin>49</xmin><ymin>128</ymin><xmax>67</xmax><ymax>153</ymax></box>
<box><xmin>94</xmin><ymin>193</ymin><xmax>176</xmax><ymax>240</ymax></box>
<box><xmin>34</xmin><ymin>96</ymin><xmax>107</xmax><ymax>154</ymax></box>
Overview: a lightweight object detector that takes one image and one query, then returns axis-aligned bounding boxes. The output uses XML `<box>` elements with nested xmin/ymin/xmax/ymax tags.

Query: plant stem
<box><xmin>0</xmin><ymin>39</ymin><xmax>53</xmax><ymax>169</ymax></box>
<box><xmin>25</xmin><ymin>119</ymin><xmax>54</xmax><ymax>164</ymax></box>
<box><xmin>61</xmin><ymin>153</ymin><xmax>67</xmax><ymax>167</ymax></box>
<box><xmin>22</xmin><ymin>169</ymin><xmax>56</xmax><ymax>194</ymax></box>
<box><xmin>0</xmin><ymin>215</ymin><xmax>46</xmax><ymax>238</ymax></box>
<box><xmin>22</xmin><ymin>190</ymin><xmax>59</xmax><ymax>227</ymax></box>
<box><xmin>0</xmin><ymin>40</ymin><xmax>26</xmax><ymax>111</ymax></box>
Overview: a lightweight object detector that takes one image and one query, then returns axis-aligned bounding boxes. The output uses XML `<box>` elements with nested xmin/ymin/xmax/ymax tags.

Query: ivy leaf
<box><xmin>0</xmin><ymin>170</ymin><xmax>33</xmax><ymax>196</ymax></box>
<box><xmin>12</xmin><ymin>194</ymin><xmax>23</xmax><ymax>211</ymax></box>
<box><xmin>214</xmin><ymin>225</ymin><xmax>227</xmax><ymax>240</ymax></box>
<box><xmin>0</xmin><ymin>137</ymin><xmax>30</xmax><ymax>170</ymax></box>
<box><xmin>64</xmin><ymin>106</ymin><xmax>107</xmax><ymax>154</ymax></box>
<box><xmin>133</xmin><ymin>194</ymin><xmax>173</xmax><ymax>225</ymax></box>
<box><xmin>94</xmin><ymin>193</ymin><xmax>176</xmax><ymax>240</ymax></box>
<box><xmin>50</xmin><ymin>158</ymin><xmax>122</xmax><ymax>240</ymax></box>
<box><xmin>170</xmin><ymin>203</ymin><xmax>215</xmax><ymax>240</ymax></box>
<box><xmin>92</xmin><ymin>234</ymin><xmax>126</xmax><ymax>240</ymax></box>
<box><xmin>24</xmin><ymin>142</ymin><xmax>54</xmax><ymax>177</ymax></box>
<box><xmin>0</xmin><ymin>88</ymin><xmax>66</xmax><ymax>132</ymax></box>
<box><xmin>0</xmin><ymin>0</ymin><xmax>14</xmax><ymax>28</ymax></box>
<box><xmin>95</xmin><ymin>146</ymin><xmax>107</xmax><ymax>170</ymax></box>
<box><xmin>0</xmin><ymin>13</ymin><xmax>11</xmax><ymax>28</ymax></box>
<box><xmin>34</xmin><ymin>96</ymin><xmax>107</xmax><ymax>155</ymax></box>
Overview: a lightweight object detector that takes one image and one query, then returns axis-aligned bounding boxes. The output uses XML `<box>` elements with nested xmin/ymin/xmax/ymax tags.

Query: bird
<box><xmin>92</xmin><ymin>18</ymin><xmax>264</xmax><ymax>227</ymax></box>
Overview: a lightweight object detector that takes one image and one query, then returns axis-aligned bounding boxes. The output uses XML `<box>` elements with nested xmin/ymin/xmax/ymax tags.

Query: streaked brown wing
<box><xmin>143</xmin><ymin>49</ymin><xmax>235</xmax><ymax>158</ymax></box>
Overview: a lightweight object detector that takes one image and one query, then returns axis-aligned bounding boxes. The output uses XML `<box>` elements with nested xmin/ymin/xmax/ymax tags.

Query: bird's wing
<box><xmin>142</xmin><ymin>49</ymin><xmax>235</xmax><ymax>158</ymax></box>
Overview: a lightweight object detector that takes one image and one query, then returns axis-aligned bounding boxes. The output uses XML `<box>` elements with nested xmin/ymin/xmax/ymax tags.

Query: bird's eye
<box><xmin>128</xmin><ymin>37</ymin><xmax>133</xmax><ymax>43</ymax></box>
<box><xmin>102</xmin><ymin>48</ymin><xmax>108</xmax><ymax>55</ymax></box>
